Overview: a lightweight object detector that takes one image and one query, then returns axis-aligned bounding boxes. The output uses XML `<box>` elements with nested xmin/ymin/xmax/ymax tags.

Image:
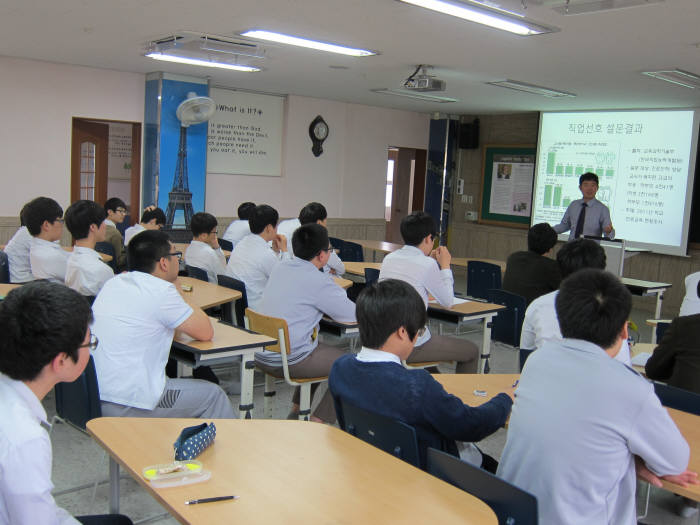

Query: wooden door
<box><xmin>71</xmin><ymin>119</ymin><xmax>109</xmax><ymax>204</ymax></box>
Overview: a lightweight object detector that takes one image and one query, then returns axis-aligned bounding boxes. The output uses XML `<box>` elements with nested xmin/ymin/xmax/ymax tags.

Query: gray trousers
<box><xmin>409</xmin><ymin>334</ymin><xmax>479</xmax><ymax>373</ymax></box>
<box><xmin>256</xmin><ymin>343</ymin><xmax>347</xmax><ymax>423</ymax></box>
<box><xmin>100</xmin><ymin>378</ymin><xmax>237</xmax><ymax>419</ymax></box>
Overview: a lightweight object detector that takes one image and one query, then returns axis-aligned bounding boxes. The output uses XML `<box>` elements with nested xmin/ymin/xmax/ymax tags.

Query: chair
<box><xmin>186</xmin><ymin>264</ymin><xmax>208</xmax><ymax>282</ymax></box>
<box><xmin>487</xmin><ymin>289</ymin><xmax>526</xmax><ymax>347</ymax></box>
<box><xmin>94</xmin><ymin>241</ymin><xmax>116</xmax><ymax>271</ymax></box>
<box><xmin>426</xmin><ymin>448</ymin><xmax>538</xmax><ymax>525</ymax></box>
<box><xmin>467</xmin><ymin>261</ymin><xmax>502</xmax><ymax>301</ymax></box>
<box><xmin>0</xmin><ymin>250</ymin><xmax>9</xmax><ymax>283</ymax></box>
<box><xmin>244</xmin><ymin>308</ymin><xmax>328</xmax><ymax>420</ymax></box>
<box><xmin>341</xmin><ymin>241</ymin><xmax>364</xmax><ymax>262</ymax></box>
<box><xmin>655</xmin><ymin>321</ymin><xmax>670</xmax><ymax>342</ymax></box>
<box><xmin>329</xmin><ymin>236</ymin><xmax>345</xmax><ymax>253</ymax></box>
<box><xmin>364</xmin><ymin>267</ymin><xmax>380</xmax><ymax>285</ymax></box>
<box><xmin>217</xmin><ymin>274</ymin><xmax>248</xmax><ymax>327</ymax></box>
<box><xmin>335</xmin><ymin>397</ymin><xmax>420</xmax><ymax>468</ymax></box>
<box><xmin>218</xmin><ymin>238</ymin><xmax>233</xmax><ymax>252</ymax></box>
<box><xmin>653</xmin><ymin>382</ymin><xmax>700</xmax><ymax>415</ymax></box>
<box><xmin>54</xmin><ymin>354</ymin><xmax>101</xmax><ymax>431</ymax></box>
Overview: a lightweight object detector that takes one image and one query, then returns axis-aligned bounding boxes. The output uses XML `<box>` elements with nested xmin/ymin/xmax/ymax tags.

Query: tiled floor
<box><xmin>48</xmin><ymin>302</ymin><xmax>696</xmax><ymax>524</ymax></box>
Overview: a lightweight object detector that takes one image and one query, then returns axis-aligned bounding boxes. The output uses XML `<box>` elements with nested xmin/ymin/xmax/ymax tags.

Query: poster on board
<box><xmin>207</xmin><ymin>87</ymin><xmax>284</xmax><ymax>177</ymax></box>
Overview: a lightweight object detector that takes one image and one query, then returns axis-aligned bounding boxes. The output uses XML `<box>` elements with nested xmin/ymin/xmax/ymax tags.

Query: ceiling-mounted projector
<box><xmin>403</xmin><ymin>65</ymin><xmax>447</xmax><ymax>92</ymax></box>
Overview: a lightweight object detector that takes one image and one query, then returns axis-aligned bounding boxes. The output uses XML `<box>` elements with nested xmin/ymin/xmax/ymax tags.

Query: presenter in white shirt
<box><xmin>25</xmin><ymin>196</ymin><xmax>69</xmax><ymax>283</ymax></box>
<box><xmin>124</xmin><ymin>207</ymin><xmax>165</xmax><ymax>246</ymax></box>
<box><xmin>553</xmin><ymin>172</ymin><xmax>615</xmax><ymax>241</ymax></box>
<box><xmin>221</xmin><ymin>201</ymin><xmax>255</xmax><ymax>249</ymax></box>
<box><xmin>379</xmin><ymin>211</ymin><xmax>479</xmax><ymax>373</ymax></box>
<box><xmin>184</xmin><ymin>212</ymin><xmax>228</xmax><ymax>284</ymax></box>
<box><xmin>0</xmin><ymin>280</ymin><xmax>133</xmax><ymax>525</ymax></box>
<box><xmin>64</xmin><ymin>200</ymin><xmax>114</xmax><ymax>297</ymax></box>
<box><xmin>226</xmin><ymin>204</ymin><xmax>291</xmax><ymax>310</ymax></box>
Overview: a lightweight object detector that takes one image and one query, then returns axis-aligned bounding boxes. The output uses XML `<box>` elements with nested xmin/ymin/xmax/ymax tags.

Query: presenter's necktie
<box><xmin>574</xmin><ymin>202</ymin><xmax>587</xmax><ymax>239</ymax></box>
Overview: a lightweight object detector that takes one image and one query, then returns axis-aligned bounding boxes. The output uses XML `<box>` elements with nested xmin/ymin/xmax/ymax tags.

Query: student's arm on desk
<box><xmin>635</xmin><ymin>456</ymin><xmax>699</xmax><ymax>488</ymax></box>
<box><xmin>177</xmin><ymin>307</ymin><xmax>214</xmax><ymax>341</ymax></box>
<box><xmin>319</xmin><ymin>277</ymin><xmax>356</xmax><ymax>323</ymax></box>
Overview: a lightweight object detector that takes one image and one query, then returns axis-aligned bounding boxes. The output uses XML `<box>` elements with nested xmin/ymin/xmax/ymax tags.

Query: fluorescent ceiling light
<box><xmin>642</xmin><ymin>69</ymin><xmax>700</xmax><ymax>89</ymax></box>
<box><xmin>371</xmin><ymin>88</ymin><xmax>458</xmax><ymax>103</ymax></box>
<box><xmin>240</xmin><ymin>30</ymin><xmax>377</xmax><ymax>56</ymax></box>
<box><xmin>397</xmin><ymin>0</ymin><xmax>558</xmax><ymax>36</ymax></box>
<box><xmin>552</xmin><ymin>0</ymin><xmax>664</xmax><ymax>15</ymax></box>
<box><xmin>487</xmin><ymin>79</ymin><xmax>576</xmax><ymax>97</ymax></box>
<box><xmin>146</xmin><ymin>53</ymin><xmax>261</xmax><ymax>72</ymax></box>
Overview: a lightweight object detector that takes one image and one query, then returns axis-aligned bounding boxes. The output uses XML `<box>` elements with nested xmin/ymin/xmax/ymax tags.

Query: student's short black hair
<box><xmin>292</xmin><ymin>223</ymin><xmax>329</xmax><ymax>261</ymax></box>
<box><xmin>556</xmin><ymin>269</ymin><xmax>631</xmax><ymax>350</ymax></box>
<box><xmin>249</xmin><ymin>204</ymin><xmax>279</xmax><ymax>234</ymax></box>
<box><xmin>299</xmin><ymin>202</ymin><xmax>328</xmax><ymax>225</ymax></box>
<box><xmin>556</xmin><ymin>238</ymin><xmax>606</xmax><ymax>279</ymax></box>
<box><xmin>528</xmin><ymin>223</ymin><xmax>558</xmax><ymax>255</ymax></box>
<box><xmin>141</xmin><ymin>207</ymin><xmax>166</xmax><ymax>225</ymax></box>
<box><xmin>237</xmin><ymin>202</ymin><xmax>256</xmax><ymax>220</ymax></box>
<box><xmin>696</xmin><ymin>279</ymin><xmax>700</xmax><ymax>299</ymax></box>
<box><xmin>23</xmin><ymin>196</ymin><xmax>64</xmax><ymax>236</ymax></box>
<box><xmin>400</xmin><ymin>211</ymin><xmax>437</xmax><ymax>246</ymax></box>
<box><xmin>104</xmin><ymin>197</ymin><xmax>127</xmax><ymax>213</ymax></box>
<box><xmin>0</xmin><ymin>281</ymin><xmax>92</xmax><ymax>381</ymax></box>
<box><xmin>127</xmin><ymin>230</ymin><xmax>172</xmax><ymax>273</ymax></box>
<box><xmin>190</xmin><ymin>212</ymin><xmax>218</xmax><ymax>237</ymax></box>
<box><xmin>356</xmin><ymin>279</ymin><xmax>427</xmax><ymax>349</ymax></box>
<box><xmin>65</xmin><ymin>200</ymin><xmax>107</xmax><ymax>240</ymax></box>
<box><xmin>19</xmin><ymin>201</ymin><xmax>29</xmax><ymax>227</ymax></box>
<box><xmin>579</xmin><ymin>172</ymin><xmax>599</xmax><ymax>186</ymax></box>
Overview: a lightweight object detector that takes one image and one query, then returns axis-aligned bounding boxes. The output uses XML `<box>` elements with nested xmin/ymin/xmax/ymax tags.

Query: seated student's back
<box><xmin>25</xmin><ymin>196</ymin><xmax>69</xmax><ymax>283</ymax></box>
<box><xmin>4</xmin><ymin>202</ymin><xmax>34</xmax><ymax>283</ymax></box>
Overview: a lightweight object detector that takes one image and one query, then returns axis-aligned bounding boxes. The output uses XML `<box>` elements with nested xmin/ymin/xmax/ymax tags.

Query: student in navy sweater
<box><xmin>329</xmin><ymin>279</ymin><xmax>514</xmax><ymax>471</ymax></box>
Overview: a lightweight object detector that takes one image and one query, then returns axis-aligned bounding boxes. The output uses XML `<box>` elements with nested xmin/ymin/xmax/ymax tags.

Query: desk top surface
<box><xmin>177</xmin><ymin>276</ymin><xmax>241</xmax><ymax>310</ymax></box>
<box><xmin>333</xmin><ymin>276</ymin><xmax>353</xmax><ymax>289</ymax></box>
<box><xmin>344</xmin><ymin>239</ymin><xmax>403</xmax><ymax>253</ymax></box>
<box><xmin>621</xmin><ymin>277</ymin><xmax>672</xmax><ymax>290</ymax></box>
<box><xmin>172</xmin><ymin>242</ymin><xmax>231</xmax><ymax>259</ymax></box>
<box><xmin>87</xmin><ymin>417</ymin><xmax>497</xmax><ymax>524</ymax></box>
<box><xmin>450</xmin><ymin>257</ymin><xmax>506</xmax><ymax>272</ymax></box>
<box><xmin>174</xmin><ymin>318</ymin><xmax>276</xmax><ymax>352</ymax></box>
<box><xmin>436</xmin><ymin>373</ymin><xmax>700</xmax><ymax>502</ymax></box>
<box><xmin>0</xmin><ymin>283</ymin><xmax>21</xmax><ymax>298</ymax></box>
<box><xmin>428</xmin><ymin>299</ymin><xmax>506</xmax><ymax>316</ymax></box>
<box><xmin>342</xmin><ymin>261</ymin><xmax>382</xmax><ymax>276</ymax></box>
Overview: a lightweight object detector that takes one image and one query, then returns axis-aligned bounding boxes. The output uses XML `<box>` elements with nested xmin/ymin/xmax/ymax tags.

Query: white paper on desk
<box><xmin>631</xmin><ymin>352</ymin><xmax>652</xmax><ymax>366</ymax></box>
<box><xmin>429</xmin><ymin>296</ymin><xmax>470</xmax><ymax>305</ymax></box>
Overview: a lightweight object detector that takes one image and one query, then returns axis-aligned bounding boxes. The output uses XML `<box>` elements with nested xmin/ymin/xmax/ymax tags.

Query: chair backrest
<box><xmin>116</xmin><ymin>215</ymin><xmax>131</xmax><ymax>237</ymax></box>
<box><xmin>94</xmin><ymin>241</ymin><xmax>117</xmax><ymax>271</ymax></box>
<box><xmin>426</xmin><ymin>448</ymin><xmax>538</xmax><ymax>525</ymax></box>
<box><xmin>653</xmin><ymin>382</ymin><xmax>700</xmax><ymax>416</ymax></box>
<box><xmin>0</xmin><ymin>250</ymin><xmax>9</xmax><ymax>284</ymax></box>
<box><xmin>467</xmin><ymin>261</ymin><xmax>502</xmax><ymax>300</ymax></box>
<box><xmin>217</xmin><ymin>274</ymin><xmax>248</xmax><ymax>326</ymax></box>
<box><xmin>487</xmin><ymin>289</ymin><xmax>527</xmax><ymax>347</ymax></box>
<box><xmin>218</xmin><ymin>238</ymin><xmax>233</xmax><ymax>252</ymax></box>
<box><xmin>186</xmin><ymin>264</ymin><xmax>208</xmax><ymax>282</ymax></box>
<box><xmin>244</xmin><ymin>308</ymin><xmax>290</xmax><ymax>355</ymax></box>
<box><xmin>329</xmin><ymin>237</ymin><xmax>345</xmax><ymax>252</ymax></box>
<box><xmin>54</xmin><ymin>354</ymin><xmax>102</xmax><ymax>431</ymax></box>
<box><xmin>335</xmin><ymin>397</ymin><xmax>420</xmax><ymax>468</ymax></box>
<box><xmin>364</xmin><ymin>267</ymin><xmax>380</xmax><ymax>285</ymax></box>
<box><xmin>655</xmin><ymin>321</ymin><xmax>670</xmax><ymax>342</ymax></box>
<box><xmin>341</xmin><ymin>241</ymin><xmax>364</xmax><ymax>263</ymax></box>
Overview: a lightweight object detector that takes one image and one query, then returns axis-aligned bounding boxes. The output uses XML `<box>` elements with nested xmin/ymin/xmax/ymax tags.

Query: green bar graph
<box><xmin>547</xmin><ymin>152</ymin><xmax>556</xmax><ymax>174</ymax></box>
<box><xmin>563</xmin><ymin>198</ymin><xmax>571</xmax><ymax>207</ymax></box>
<box><xmin>575</xmin><ymin>166</ymin><xmax>584</xmax><ymax>176</ymax></box>
<box><xmin>556</xmin><ymin>165</ymin><xmax>564</xmax><ymax>176</ymax></box>
<box><xmin>605</xmin><ymin>169</ymin><xmax>614</xmax><ymax>177</ymax></box>
<box><xmin>565</xmin><ymin>165</ymin><xmax>574</xmax><ymax>176</ymax></box>
<box><xmin>544</xmin><ymin>185</ymin><xmax>553</xmax><ymax>206</ymax></box>
<box><xmin>586</xmin><ymin>167</ymin><xmax>593</xmax><ymax>173</ymax></box>
<box><xmin>553</xmin><ymin>186</ymin><xmax>562</xmax><ymax>207</ymax></box>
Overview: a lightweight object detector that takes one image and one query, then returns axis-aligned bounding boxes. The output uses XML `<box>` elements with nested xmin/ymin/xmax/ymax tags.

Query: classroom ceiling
<box><xmin>1</xmin><ymin>0</ymin><xmax>699</xmax><ymax>115</ymax></box>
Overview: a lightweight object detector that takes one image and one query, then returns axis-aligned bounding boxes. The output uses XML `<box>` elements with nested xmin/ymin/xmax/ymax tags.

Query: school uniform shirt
<box><xmin>91</xmin><ymin>271</ymin><xmax>193</xmax><ymax>410</ymax></box>
<box><xmin>679</xmin><ymin>271</ymin><xmax>700</xmax><ymax>317</ymax></box>
<box><xmin>553</xmin><ymin>197</ymin><xmax>615</xmax><ymax>240</ymax></box>
<box><xmin>221</xmin><ymin>219</ymin><xmax>250</xmax><ymax>249</ymax></box>
<box><xmin>256</xmin><ymin>258</ymin><xmax>356</xmax><ymax>366</ymax></box>
<box><xmin>29</xmin><ymin>237</ymin><xmax>69</xmax><ymax>283</ymax></box>
<box><xmin>4</xmin><ymin>226</ymin><xmax>34</xmax><ymax>283</ymax></box>
<box><xmin>226</xmin><ymin>234</ymin><xmax>290</xmax><ymax>310</ymax></box>
<box><xmin>123</xmin><ymin>223</ymin><xmax>146</xmax><ymax>246</ymax></box>
<box><xmin>497</xmin><ymin>338</ymin><xmax>689</xmax><ymax>525</ymax></box>
<box><xmin>276</xmin><ymin>218</ymin><xmax>345</xmax><ymax>275</ymax></box>
<box><xmin>0</xmin><ymin>374</ymin><xmax>79</xmax><ymax>525</ymax></box>
<box><xmin>184</xmin><ymin>240</ymin><xmax>227</xmax><ymax>284</ymax></box>
<box><xmin>65</xmin><ymin>246</ymin><xmax>114</xmax><ymax>296</ymax></box>
<box><xmin>379</xmin><ymin>245</ymin><xmax>454</xmax><ymax>346</ymax></box>
<box><xmin>520</xmin><ymin>290</ymin><xmax>632</xmax><ymax>365</ymax></box>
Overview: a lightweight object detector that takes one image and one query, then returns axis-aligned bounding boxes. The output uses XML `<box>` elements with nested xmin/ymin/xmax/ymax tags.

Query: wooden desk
<box><xmin>172</xmin><ymin>319</ymin><xmax>275</xmax><ymax>419</ymax></box>
<box><xmin>427</xmin><ymin>300</ymin><xmax>506</xmax><ymax>373</ymax></box>
<box><xmin>630</xmin><ymin>342</ymin><xmax>655</xmax><ymax>375</ymax></box>
<box><xmin>0</xmin><ymin>283</ymin><xmax>21</xmax><ymax>298</ymax></box>
<box><xmin>172</xmin><ymin>242</ymin><xmax>231</xmax><ymax>259</ymax></box>
<box><xmin>343</xmin><ymin>261</ymin><xmax>382</xmax><ymax>277</ymax></box>
<box><xmin>87</xmin><ymin>418</ymin><xmax>498</xmax><ymax>523</ymax></box>
<box><xmin>319</xmin><ymin>316</ymin><xmax>359</xmax><ymax>338</ymax></box>
<box><xmin>437</xmin><ymin>373</ymin><xmax>700</xmax><ymax>503</ymax></box>
<box><xmin>333</xmin><ymin>276</ymin><xmax>353</xmax><ymax>289</ymax></box>
<box><xmin>177</xmin><ymin>276</ymin><xmax>241</xmax><ymax>310</ymax></box>
<box><xmin>344</xmin><ymin>239</ymin><xmax>403</xmax><ymax>262</ymax></box>
<box><xmin>621</xmin><ymin>278</ymin><xmax>671</xmax><ymax>340</ymax></box>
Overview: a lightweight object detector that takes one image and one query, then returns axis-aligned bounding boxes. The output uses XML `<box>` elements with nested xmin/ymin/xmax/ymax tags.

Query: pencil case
<box><xmin>173</xmin><ymin>422</ymin><xmax>216</xmax><ymax>460</ymax></box>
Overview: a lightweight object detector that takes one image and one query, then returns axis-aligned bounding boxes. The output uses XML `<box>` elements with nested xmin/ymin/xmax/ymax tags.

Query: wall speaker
<box><xmin>459</xmin><ymin>118</ymin><xmax>479</xmax><ymax>149</ymax></box>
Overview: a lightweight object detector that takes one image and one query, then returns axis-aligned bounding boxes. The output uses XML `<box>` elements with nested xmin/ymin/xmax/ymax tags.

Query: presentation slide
<box><xmin>532</xmin><ymin>110</ymin><xmax>699</xmax><ymax>256</ymax></box>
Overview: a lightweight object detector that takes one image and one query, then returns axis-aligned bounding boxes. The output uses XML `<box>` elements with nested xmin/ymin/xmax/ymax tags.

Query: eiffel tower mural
<box><xmin>165</xmin><ymin>92</ymin><xmax>216</xmax><ymax>228</ymax></box>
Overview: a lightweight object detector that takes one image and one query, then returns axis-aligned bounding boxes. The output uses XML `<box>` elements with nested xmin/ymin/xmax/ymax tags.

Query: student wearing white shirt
<box><xmin>92</xmin><ymin>230</ymin><xmax>235</xmax><ymax>419</ymax></box>
<box><xmin>0</xmin><ymin>281</ymin><xmax>133</xmax><ymax>525</ymax></box>
<box><xmin>25</xmin><ymin>196</ymin><xmax>69</xmax><ymax>283</ymax></box>
<box><xmin>124</xmin><ymin>207</ymin><xmax>165</xmax><ymax>246</ymax></box>
<box><xmin>103</xmin><ymin>197</ymin><xmax>128</xmax><ymax>271</ymax></box>
<box><xmin>64</xmin><ymin>200</ymin><xmax>114</xmax><ymax>297</ymax></box>
<box><xmin>520</xmin><ymin>238</ymin><xmax>631</xmax><ymax>366</ymax></box>
<box><xmin>184</xmin><ymin>212</ymin><xmax>227</xmax><ymax>284</ymax></box>
<box><xmin>498</xmin><ymin>269</ymin><xmax>697</xmax><ymax>525</ymax></box>
<box><xmin>679</xmin><ymin>271</ymin><xmax>700</xmax><ymax>317</ymax></box>
<box><xmin>256</xmin><ymin>223</ymin><xmax>356</xmax><ymax>422</ymax></box>
<box><xmin>221</xmin><ymin>201</ymin><xmax>255</xmax><ymax>249</ymax></box>
<box><xmin>278</xmin><ymin>202</ymin><xmax>345</xmax><ymax>275</ymax></box>
<box><xmin>226</xmin><ymin>204</ymin><xmax>290</xmax><ymax>310</ymax></box>
<box><xmin>4</xmin><ymin>201</ymin><xmax>34</xmax><ymax>283</ymax></box>
<box><xmin>379</xmin><ymin>211</ymin><xmax>479</xmax><ymax>373</ymax></box>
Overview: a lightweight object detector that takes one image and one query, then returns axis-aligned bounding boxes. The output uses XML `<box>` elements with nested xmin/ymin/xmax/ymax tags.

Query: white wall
<box><xmin>0</xmin><ymin>56</ymin><xmax>144</xmax><ymax>216</ymax></box>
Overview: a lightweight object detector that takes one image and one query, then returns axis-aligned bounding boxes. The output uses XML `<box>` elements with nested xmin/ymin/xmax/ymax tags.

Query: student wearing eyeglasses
<box><xmin>103</xmin><ymin>197</ymin><xmax>129</xmax><ymax>271</ymax></box>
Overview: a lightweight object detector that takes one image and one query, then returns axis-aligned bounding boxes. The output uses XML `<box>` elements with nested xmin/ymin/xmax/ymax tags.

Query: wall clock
<box><xmin>309</xmin><ymin>115</ymin><xmax>329</xmax><ymax>157</ymax></box>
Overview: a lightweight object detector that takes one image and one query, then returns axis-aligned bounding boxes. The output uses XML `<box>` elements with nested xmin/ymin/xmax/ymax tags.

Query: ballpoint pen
<box><xmin>185</xmin><ymin>495</ymin><xmax>239</xmax><ymax>505</ymax></box>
